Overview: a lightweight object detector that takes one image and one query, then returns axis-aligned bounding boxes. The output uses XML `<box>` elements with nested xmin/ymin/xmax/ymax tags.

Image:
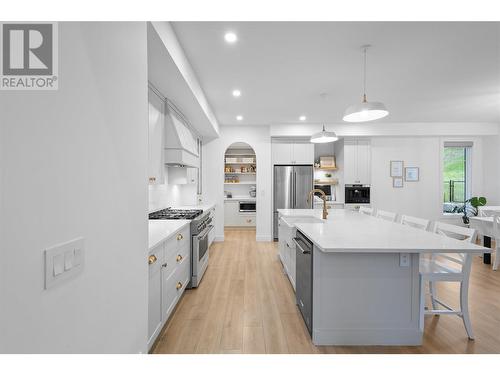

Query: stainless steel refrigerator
<box><xmin>273</xmin><ymin>165</ymin><xmax>313</xmax><ymax>240</ymax></box>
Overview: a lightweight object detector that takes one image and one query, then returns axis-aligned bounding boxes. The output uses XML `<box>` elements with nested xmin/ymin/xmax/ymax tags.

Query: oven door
<box><xmin>196</xmin><ymin>225</ymin><xmax>213</xmax><ymax>261</ymax></box>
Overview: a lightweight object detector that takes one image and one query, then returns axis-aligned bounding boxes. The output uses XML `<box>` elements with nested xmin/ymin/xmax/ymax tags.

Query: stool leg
<box><xmin>429</xmin><ymin>281</ymin><xmax>438</xmax><ymax>311</ymax></box>
<box><xmin>460</xmin><ymin>280</ymin><xmax>474</xmax><ymax>340</ymax></box>
<box><xmin>493</xmin><ymin>247</ymin><xmax>499</xmax><ymax>271</ymax></box>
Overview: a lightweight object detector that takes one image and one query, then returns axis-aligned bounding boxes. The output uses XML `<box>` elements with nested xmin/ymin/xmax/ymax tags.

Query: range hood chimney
<box><xmin>164</xmin><ymin>101</ymin><xmax>200</xmax><ymax>169</ymax></box>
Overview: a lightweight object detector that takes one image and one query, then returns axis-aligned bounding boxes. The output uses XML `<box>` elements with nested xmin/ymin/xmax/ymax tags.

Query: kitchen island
<box><xmin>277</xmin><ymin>208</ymin><xmax>487</xmax><ymax>346</ymax></box>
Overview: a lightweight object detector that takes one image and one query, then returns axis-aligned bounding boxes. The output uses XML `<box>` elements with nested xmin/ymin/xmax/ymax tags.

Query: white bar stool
<box><xmin>419</xmin><ymin>222</ymin><xmax>477</xmax><ymax>339</ymax></box>
<box><xmin>375</xmin><ymin>209</ymin><xmax>397</xmax><ymax>222</ymax></box>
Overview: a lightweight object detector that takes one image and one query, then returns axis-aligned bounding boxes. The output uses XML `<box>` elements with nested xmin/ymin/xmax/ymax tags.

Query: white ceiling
<box><xmin>171</xmin><ymin>22</ymin><xmax>500</xmax><ymax>126</ymax></box>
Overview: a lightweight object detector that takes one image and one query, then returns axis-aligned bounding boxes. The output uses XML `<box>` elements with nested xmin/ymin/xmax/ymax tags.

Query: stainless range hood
<box><xmin>164</xmin><ymin>101</ymin><xmax>200</xmax><ymax>169</ymax></box>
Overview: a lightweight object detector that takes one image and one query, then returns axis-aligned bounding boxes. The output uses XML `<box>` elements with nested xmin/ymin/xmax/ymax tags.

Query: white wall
<box><xmin>482</xmin><ymin>134</ymin><xmax>500</xmax><ymax>205</ymax></box>
<box><xmin>203</xmin><ymin>125</ymin><xmax>272</xmax><ymax>241</ymax></box>
<box><xmin>148</xmin><ymin>176</ymin><xmax>198</xmax><ymax>212</ymax></box>
<box><xmin>0</xmin><ymin>23</ymin><xmax>149</xmax><ymax>353</ymax></box>
<box><xmin>371</xmin><ymin>136</ymin><xmax>487</xmax><ymax>222</ymax></box>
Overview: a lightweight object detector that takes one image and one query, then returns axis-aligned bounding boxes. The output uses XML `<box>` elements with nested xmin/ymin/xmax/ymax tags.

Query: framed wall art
<box><xmin>393</xmin><ymin>177</ymin><xmax>404</xmax><ymax>188</ymax></box>
<box><xmin>390</xmin><ymin>160</ymin><xmax>404</xmax><ymax>177</ymax></box>
<box><xmin>405</xmin><ymin>167</ymin><xmax>419</xmax><ymax>182</ymax></box>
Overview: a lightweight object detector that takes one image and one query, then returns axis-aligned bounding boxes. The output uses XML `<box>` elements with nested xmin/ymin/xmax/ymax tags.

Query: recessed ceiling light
<box><xmin>299</xmin><ymin>116</ymin><xmax>307</xmax><ymax>121</ymax></box>
<box><xmin>236</xmin><ymin>115</ymin><xmax>243</xmax><ymax>121</ymax></box>
<box><xmin>224</xmin><ymin>32</ymin><xmax>238</xmax><ymax>43</ymax></box>
<box><xmin>232</xmin><ymin>89</ymin><xmax>241</xmax><ymax>97</ymax></box>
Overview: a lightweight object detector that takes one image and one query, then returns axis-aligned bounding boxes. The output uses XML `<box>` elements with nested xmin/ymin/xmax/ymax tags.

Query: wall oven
<box><xmin>239</xmin><ymin>201</ymin><xmax>256</xmax><ymax>213</ymax></box>
<box><xmin>345</xmin><ymin>184</ymin><xmax>370</xmax><ymax>204</ymax></box>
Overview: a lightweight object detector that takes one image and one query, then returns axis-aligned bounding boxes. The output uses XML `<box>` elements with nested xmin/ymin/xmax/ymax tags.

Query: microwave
<box><xmin>345</xmin><ymin>184</ymin><xmax>370</xmax><ymax>204</ymax></box>
<box><xmin>239</xmin><ymin>201</ymin><xmax>256</xmax><ymax>213</ymax></box>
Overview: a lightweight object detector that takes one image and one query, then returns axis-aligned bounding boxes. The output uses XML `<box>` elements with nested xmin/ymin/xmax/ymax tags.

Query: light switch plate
<box><xmin>44</xmin><ymin>237</ymin><xmax>84</xmax><ymax>289</ymax></box>
<box><xmin>399</xmin><ymin>253</ymin><xmax>410</xmax><ymax>267</ymax></box>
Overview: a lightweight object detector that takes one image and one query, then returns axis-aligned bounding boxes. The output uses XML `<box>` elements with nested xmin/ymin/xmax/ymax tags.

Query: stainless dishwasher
<box><xmin>293</xmin><ymin>230</ymin><xmax>313</xmax><ymax>336</ymax></box>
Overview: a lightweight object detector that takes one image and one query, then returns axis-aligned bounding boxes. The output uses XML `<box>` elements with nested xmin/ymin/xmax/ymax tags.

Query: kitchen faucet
<box><xmin>307</xmin><ymin>189</ymin><xmax>329</xmax><ymax>220</ymax></box>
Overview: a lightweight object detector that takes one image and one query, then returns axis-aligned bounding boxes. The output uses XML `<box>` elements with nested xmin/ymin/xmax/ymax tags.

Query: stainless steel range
<box><xmin>148</xmin><ymin>207</ymin><xmax>213</xmax><ymax>288</ymax></box>
<box><xmin>190</xmin><ymin>209</ymin><xmax>214</xmax><ymax>288</ymax></box>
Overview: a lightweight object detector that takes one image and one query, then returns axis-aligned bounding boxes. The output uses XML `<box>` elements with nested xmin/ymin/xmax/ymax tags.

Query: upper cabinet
<box><xmin>343</xmin><ymin>139</ymin><xmax>371</xmax><ymax>185</ymax></box>
<box><xmin>272</xmin><ymin>142</ymin><xmax>314</xmax><ymax>165</ymax></box>
<box><xmin>148</xmin><ymin>88</ymin><xmax>165</xmax><ymax>184</ymax></box>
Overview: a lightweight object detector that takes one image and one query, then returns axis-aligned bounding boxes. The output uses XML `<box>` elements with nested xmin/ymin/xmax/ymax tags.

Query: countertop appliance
<box><xmin>190</xmin><ymin>209</ymin><xmax>213</xmax><ymax>288</ymax></box>
<box><xmin>239</xmin><ymin>201</ymin><xmax>256</xmax><ymax>213</ymax></box>
<box><xmin>294</xmin><ymin>230</ymin><xmax>313</xmax><ymax>336</ymax></box>
<box><xmin>345</xmin><ymin>184</ymin><xmax>370</xmax><ymax>204</ymax></box>
<box><xmin>313</xmin><ymin>184</ymin><xmax>333</xmax><ymax>201</ymax></box>
<box><xmin>273</xmin><ymin>165</ymin><xmax>313</xmax><ymax>240</ymax></box>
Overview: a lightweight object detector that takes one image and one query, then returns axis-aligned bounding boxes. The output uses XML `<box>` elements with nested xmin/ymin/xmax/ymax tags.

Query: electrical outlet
<box><xmin>399</xmin><ymin>253</ymin><xmax>410</xmax><ymax>267</ymax></box>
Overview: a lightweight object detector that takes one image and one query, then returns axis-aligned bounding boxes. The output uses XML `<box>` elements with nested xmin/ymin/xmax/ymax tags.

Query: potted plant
<box><xmin>454</xmin><ymin>196</ymin><xmax>487</xmax><ymax>224</ymax></box>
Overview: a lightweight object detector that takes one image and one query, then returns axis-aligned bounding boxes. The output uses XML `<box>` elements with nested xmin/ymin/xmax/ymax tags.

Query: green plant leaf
<box><xmin>470</xmin><ymin>196</ymin><xmax>487</xmax><ymax>207</ymax></box>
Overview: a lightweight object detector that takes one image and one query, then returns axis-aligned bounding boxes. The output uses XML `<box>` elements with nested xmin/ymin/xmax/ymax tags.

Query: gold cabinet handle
<box><xmin>176</xmin><ymin>254</ymin><xmax>183</xmax><ymax>262</ymax></box>
<box><xmin>148</xmin><ymin>254</ymin><xmax>157</xmax><ymax>265</ymax></box>
<box><xmin>177</xmin><ymin>233</ymin><xmax>183</xmax><ymax>241</ymax></box>
<box><xmin>176</xmin><ymin>282</ymin><xmax>183</xmax><ymax>290</ymax></box>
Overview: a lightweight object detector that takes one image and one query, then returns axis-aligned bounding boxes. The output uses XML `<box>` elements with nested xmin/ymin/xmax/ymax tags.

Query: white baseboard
<box><xmin>256</xmin><ymin>235</ymin><xmax>272</xmax><ymax>242</ymax></box>
<box><xmin>214</xmin><ymin>236</ymin><xmax>224</xmax><ymax>242</ymax></box>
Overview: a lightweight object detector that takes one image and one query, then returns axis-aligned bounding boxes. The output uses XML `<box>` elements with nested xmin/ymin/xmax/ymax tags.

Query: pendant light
<box><xmin>310</xmin><ymin>124</ymin><xmax>338</xmax><ymax>143</ymax></box>
<box><xmin>343</xmin><ymin>45</ymin><xmax>389</xmax><ymax>123</ymax></box>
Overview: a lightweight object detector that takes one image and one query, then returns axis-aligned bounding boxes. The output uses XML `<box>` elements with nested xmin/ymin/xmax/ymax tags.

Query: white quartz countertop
<box><xmin>148</xmin><ymin>220</ymin><xmax>190</xmax><ymax>250</ymax></box>
<box><xmin>278</xmin><ymin>209</ymin><xmax>488</xmax><ymax>254</ymax></box>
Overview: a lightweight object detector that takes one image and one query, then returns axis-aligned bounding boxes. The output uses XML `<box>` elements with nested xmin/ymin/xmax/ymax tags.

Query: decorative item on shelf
<box><xmin>320</xmin><ymin>156</ymin><xmax>336</xmax><ymax>169</ymax></box>
<box><xmin>314</xmin><ymin>162</ymin><xmax>321</xmax><ymax>168</ymax></box>
<box><xmin>225</xmin><ymin>157</ymin><xmax>238</xmax><ymax>163</ymax></box>
<box><xmin>393</xmin><ymin>177</ymin><xmax>404</xmax><ymax>188</ymax></box>
<box><xmin>390</xmin><ymin>160</ymin><xmax>404</xmax><ymax>177</ymax></box>
<box><xmin>224</xmin><ymin>175</ymin><xmax>239</xmax><ymax>183</ymax></box>
<box><xmin>249</xmin><ymin>185</ymin><xmax>257</xmax><ymax>197</ymax></box>
<box><xmin>325</xmin><ymin>173</ymin><xmax>332</xmax><ymax>178</ymax></box>
<box><xmin>241</xmin><ymin>166</ymin><xmax>247</xmax><ymax>173</ymax></box>
<box><xmin>404</xmin><ymin>167</ymin><xmax>419</xmax><ymax>182</ymax></box>
<box><xmin>249</xmin><ymin>164</ymin><xmax>256</xmax><ymax>172</ymax></box>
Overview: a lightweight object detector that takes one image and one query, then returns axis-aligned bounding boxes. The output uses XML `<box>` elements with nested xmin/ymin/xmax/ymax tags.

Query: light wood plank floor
<box><xmin>153</xmin><ymin>229</ymin><xmax>500</xmax><ymax>354</ymax></box>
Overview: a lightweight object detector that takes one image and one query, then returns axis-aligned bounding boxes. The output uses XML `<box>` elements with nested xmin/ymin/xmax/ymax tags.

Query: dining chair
<box><xmin>492</xmin><ymin>215</ymin><xmax>500</xmax><ymax>271</ymax></box>
<box><xmin>375</xmin><ymin>209</ymin><xmax>398</xmax><ymax>222</ymax></box>
<box><xmin>401</xmin><ymin>214</ymin><xmax>431</xmax><ymax>231</ymax></box>
<box><xmin>419</xmin><ymin>222</ymin><xmax>477</xmax><ymax>339</ymax></box>
<box><xmin>359</xmin><ymin>206</ymin><xmax>373</xmax><ymax>216</ymax></box>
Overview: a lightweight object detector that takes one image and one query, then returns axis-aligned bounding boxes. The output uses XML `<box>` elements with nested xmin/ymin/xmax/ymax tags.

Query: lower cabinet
<box><xmin>278</xmin><ymin>216</ymin><xmax>296</xmax><ymax>291</ymax></box>
<box><xmin>148</xmin><ymin>224</ymin><xmax>190</xmax><ymax>350</ymax></box>
<box><xmin>224</xmin><ymin>201</ymin><xmax>256</xmax><ymax>227</ymax></box>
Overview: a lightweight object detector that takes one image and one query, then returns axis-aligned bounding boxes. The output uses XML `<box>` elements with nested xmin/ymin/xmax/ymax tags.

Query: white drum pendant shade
<box><xmin>343</xmin><ymin>45</ymin><xmax>389</xmax><ymax>123</ymax></box>
<box><xmin>310</xmin><ymin>125</ymin><xmax>338</xmax><ymax>143</ymax></box>
<box><xmin>343</xmin><ymin>99</ymin><xmax>389</xmax><ymax>122</ymax></box>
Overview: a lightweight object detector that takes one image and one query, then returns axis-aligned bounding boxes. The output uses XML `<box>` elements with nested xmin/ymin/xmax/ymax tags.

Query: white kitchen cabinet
<box><xmin>147</xmin><ymin>242</ymin><xmax>164</xmax><ymax>348</ymax></box>
<box><xmin>148</xmin><ymin>87</ymin><xmax>165</xmax><ymax>184</ymax></box>
<box><xmin>224</xmin><ymin>201</ymin><xmax>256</xmax><ymax>227</ymax></box>
<box><xmin>148</xmin><ymin>224</ymin><xmax>190</xmax><ymax>351</ymax></box>
<box><xmin>292</xmin><ymin>143</ymin><xmax>314</xmax><ymax>164</ymax></box>
<box><xmin>343</xmin><ymin>139</ymin><xmax>371</xmax><ymax>185</ymax></box>
<box><xmin>277</xmin><ymin>216</ymin><xmax>296</xmax><ymax>291</ymax></box>
<box><xmin>272</xmin><ymin>142</ymin><xmax>314</xmax><ymax>165</ymax></box>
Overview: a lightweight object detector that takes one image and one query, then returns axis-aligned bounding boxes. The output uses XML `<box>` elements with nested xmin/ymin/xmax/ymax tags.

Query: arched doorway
<box><xmin>223</xmin><ymin>142</ymin><xmax>257</xmax><ymax>231</ymax></box>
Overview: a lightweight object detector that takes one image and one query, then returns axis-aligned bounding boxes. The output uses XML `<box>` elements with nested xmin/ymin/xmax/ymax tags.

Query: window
<box><xmin>442</xmin><ymin>141</ymin><xmax>472</xmax><ymax>213</ymax></box>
